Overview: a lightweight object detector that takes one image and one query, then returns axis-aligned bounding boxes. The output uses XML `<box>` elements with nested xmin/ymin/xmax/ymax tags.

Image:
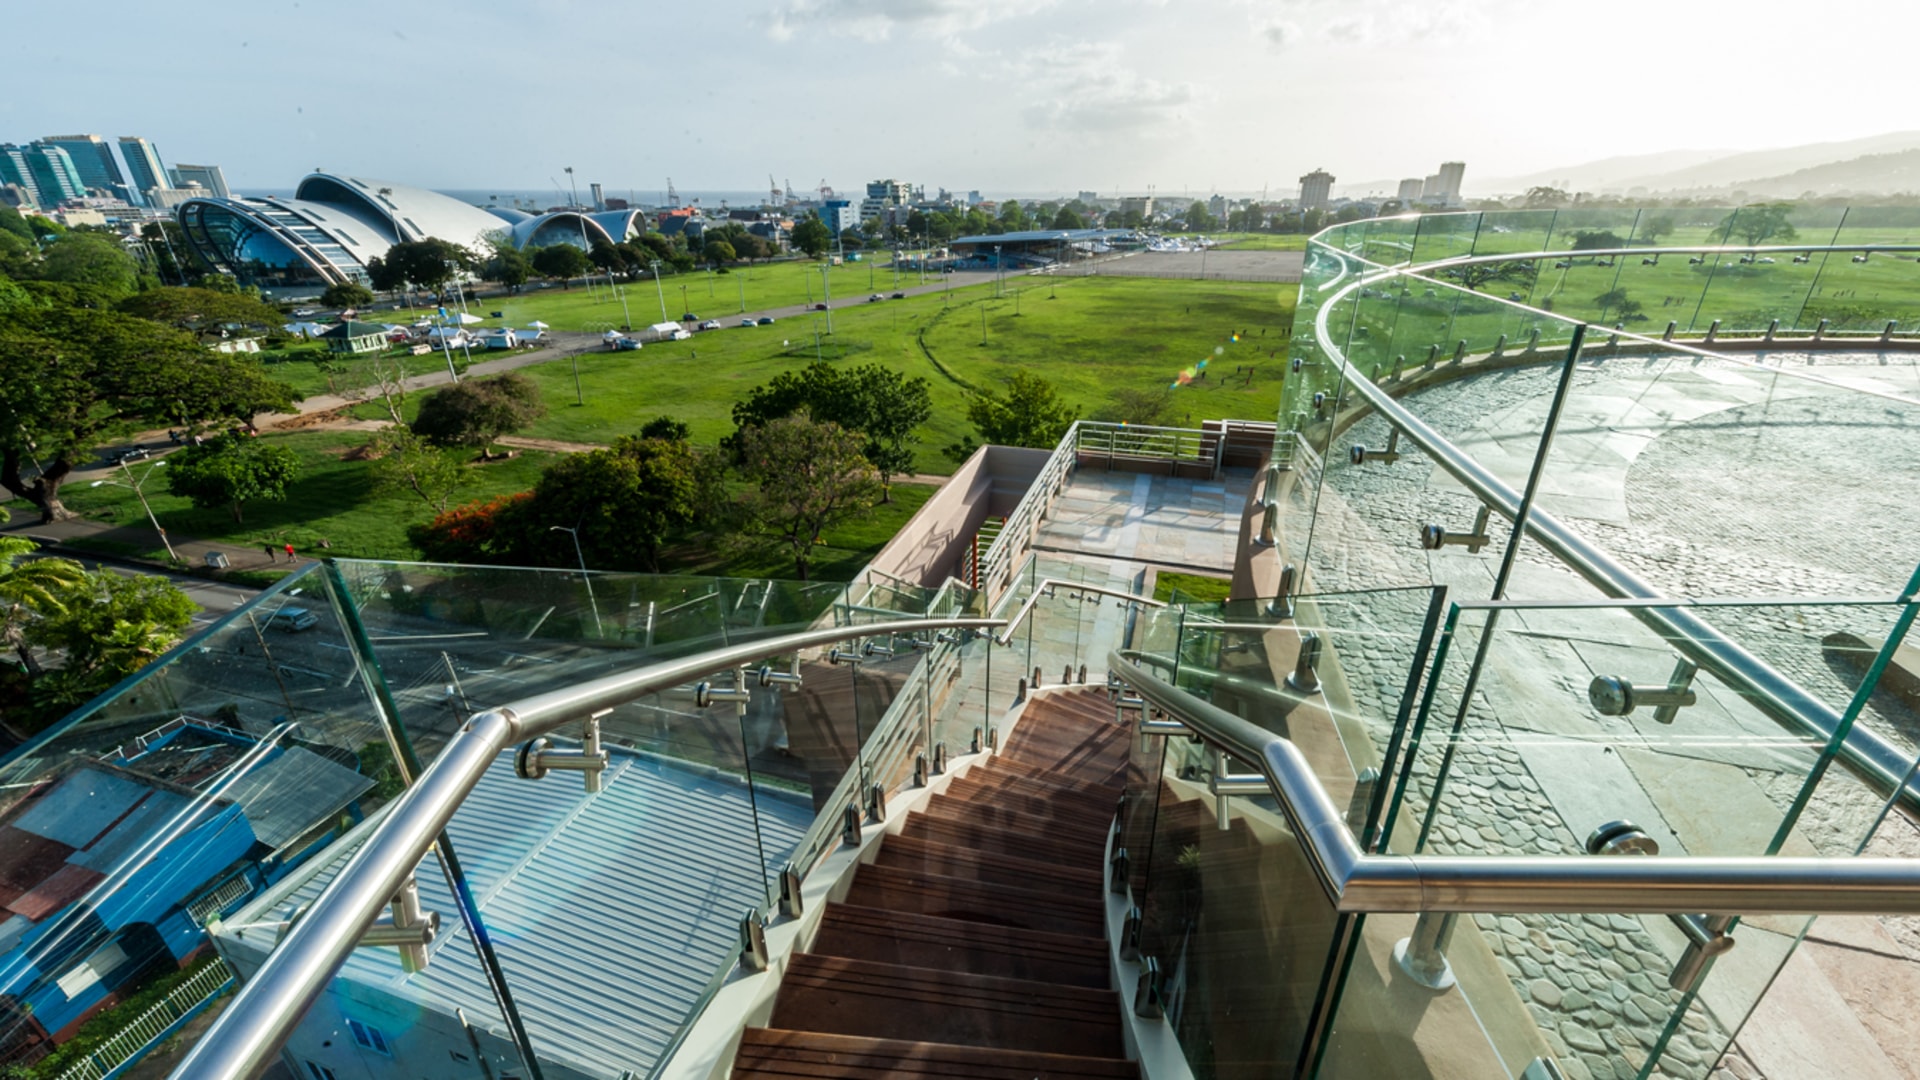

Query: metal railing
<box><xmin>56</xmin><ymin>960</ymin><xmax>235</xmax><ymax>1080</ymax></box>
<box><xmin>170</xmin><ymin>616</ymin><xmax>1003</xmax><ymax>1080</ymax></box>
<box><xmin>1111</xmin><ymin>647</ymin><xmax>1920</xmax><ymax>915</ymax></box>
<box><xmin>1306</xmin><ymin>247</ymin><xmax>1920</xmax><ymax>809</ymax></box>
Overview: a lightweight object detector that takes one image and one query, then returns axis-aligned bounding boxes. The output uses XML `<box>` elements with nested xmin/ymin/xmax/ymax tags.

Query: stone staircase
<box><xmin>733</xmin><ymin>689</ymin><xmax>1139</xmax><ymax>1079</ymax></box>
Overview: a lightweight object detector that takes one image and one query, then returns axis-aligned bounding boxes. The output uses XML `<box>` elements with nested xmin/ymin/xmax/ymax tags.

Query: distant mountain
<box><xmin>1477</xmin><ymin>131</ymin><xmax>1920</xmax><ymax>197</ymax></box>
<box><xmin>1725</xmin><ymin>148</ymin><xmax>1920</xmax><ymax>198</ymax></box>
<box><xmin>1480</xmin><ymin>149</ymin><xmax>1732</xmax><ymax>196</ymax></box>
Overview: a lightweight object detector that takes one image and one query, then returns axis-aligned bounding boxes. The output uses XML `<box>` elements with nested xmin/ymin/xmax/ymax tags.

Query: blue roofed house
<box><xmin>0</xmin><ymin>721</ymin><xmax>371</xmax><ymax>1064</ymax></box>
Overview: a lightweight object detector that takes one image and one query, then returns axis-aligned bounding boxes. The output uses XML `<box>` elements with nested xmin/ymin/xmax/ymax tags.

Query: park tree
<box><xmin>527</xmin><ymin>435</ymin><xmax>706</xmax><ymax>571</ymax></box>
<box><xmin>1052</xmin><ymin>207</ymin><xmax>1086</xmax><ymax>230</ymax></box>
<box><xmin>411</xmin><ymin>372</ymin><xmax>546</xmax><ymax>458</ymax></box>
<box><xmin>1638</xmin><ymin>215</ymin><xmax>1676</xmax><ymax>244</ymax></box>
<box><xmin>116</xmin><ymin>286</ymin><xmax>288</xmax><ymax>344</ymax></box>
<box><xmin>379</xmin><ymin>239</ymin><xmax>474</xmax><ymax>301</ymax></box>
<box><xmin>729</xmin><ymin>362</ymin><xmax>933</xmax><ymax>499</ymax></box>
<box><xmin>0</xmin><ymin>300</ymin><xmax>298</xmax><ymax>521</ymax></box>
<box><xmin>640</xmin><ymin>415</ymin><xmax>690</xmax><ymax>441</ymax></box>
<box><xmin>320</xmin><ymin>281</ymin><xmax>376</xmax><ymax>309</ymax></box>
<box><xmin>792</xmin><ymin>216</ymin><xmax>832</xmax><ymax>257</ymax></box>
<box><xmin>702</xmin><ymin>238</ymin><xmax>737</xmax><ymax>267</ymax></box>
<box><xmin>368</xmin><ymin>427</ymin><xmax>466</xmax><ymax>513</ymax></box>
<box><xmin>1594</xmin><ymin>288</ymin><xmax>1647</xmax><ymax>323</ymax></box>
<box><xmin>1186</xmin><ymin>201</ymin><xmax>1215</xmax><ymax>232</ymax></box>
<box><xmin>24</xmin><ymin>570</ymin><xmax>196</xmax><ymax>709</ymax></box>
<box><xmin>0</xmin><ymin>528</ymin><xmax>86</xmax><ymax>675</ymax></box>
<box><xmin>731</xmin><ymin>232</ymin><xmax>772</xmax><ymax>262</ymax></box>
<box><xmin>1569</xmin><ymin>230</ymin><xmax>1627</xmax><ymax>251</ymax></box>
<box><xmin>1437</xmin><ymin>259</ymin><xmax>1538</xmax><ymax>293</ymax></box>
<box><xmin>737</xmin><ymin>412</ymin><xmax>882</xmax><ymax>581</ymax></box>
<box><xmin>1095</xmin><ymin>387</ymin><xmax>1177</xmax><ymax>427</ymax></box>
<box><xmin>1523</xmin><ymin>186</ymin><xmax>1572</xmax><ymax>209</ymax></box>
<box><xmin>164</xmin><ymin>433</ymin><xmax>301</xmax><ymax>522</ymax></box>
<box><xmin>36</xmin><ymin>232</ymin><xmax>141</xmax><ymax>297</ymax></box>
<box><xmin>409</xmin><ymin>492</ymin><xmax>536</xmax><ymax>564</ymax></box>
<box><xmin>531</xmin><ymin>243</ymin><xmax>590</xmax><ymax>285</ymax></box>
<box><xmin>482</xmin><ymin>246</ymin><xmax>533</xmax><ymax>293</ymax></box>
<box><xmin>948</xmin><ymin>371</ymin><xmax>1080</xmax><ymax>461</ymax></box>
<box><xmin>999</xmin><ymin>200</ymin><xmax>1028</xmax><ymax>231</ymax></box>
<box><xmin>1716</xmin><ymin>204</ymin><xmax>1798</xmax><ymax>247</ymax></box>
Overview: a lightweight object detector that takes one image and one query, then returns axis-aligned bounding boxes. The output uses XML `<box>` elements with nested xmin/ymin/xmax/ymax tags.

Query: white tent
<box><xmin>451</xmin><ymin>312</ymin><xmax>483</xmax><ymax>325</ymax></box>
<box><xmin>526</xmin><ymin>320</ymin><xmax>550</xmax><ymax>330</ymax></box>
<box><xmin>648</xmin><ymin>322</ymin><xmax>681</xmax><ymax>335</ymax></box>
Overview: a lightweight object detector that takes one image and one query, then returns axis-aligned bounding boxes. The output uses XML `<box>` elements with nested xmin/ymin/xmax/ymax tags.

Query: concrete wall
<box><xmin>864</xmin><ymin>445</ymin><xmax>1051</xmax><ymax>587</ymax></box>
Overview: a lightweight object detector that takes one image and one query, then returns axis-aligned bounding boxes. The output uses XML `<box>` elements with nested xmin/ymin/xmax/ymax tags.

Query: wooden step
<box><xmin>954</xmin><ymin>765</ymin><xmax>1125</xmax><ymax>807</ymax></box>
<box><xmin>771</xmin><ymin>954</ymin><xmax>1125</xmax><ymax>1058</ymax></box>
<box><xmin>979</xmin><ymin>755</ymin><xmax>1126</xmax><ymax>797</ymax></box>
<box><xmin>874</xmin><ymin>833</ymin><xmax>1103</xmax><ymax>894</ymax></box>
<box><xmin>1001</xmin><ymin>723</ymin><xmax>1130</xmax><ymax>778</ymax></box>
<box><xmin>919</xmin><ymin>798</ymin><xmax>1112</xmax><ymax>843</ymax></box>
<box><xmin>845</xmin><ymin>863</ymin><xmax>1106</xmax><ymax>938</ymax></box>
<box><xmin>734</xmin><ymin>1028</ymin><xmax>1137</xmax><ymax>1080</ymax></box>
<box><xmin>938</xmin><ymin>778</ymin><xmax>1121</xmax><ymax>832</ymax></box>
<box><xmin>901</xmin><ymin>812</ymin><xmax>1109</xmax><ymax>868</ymax></box>
<box><xmin>809</xmin><ymin>903</ymin><xmax>1110</xmax><ymax>989</ymax></box>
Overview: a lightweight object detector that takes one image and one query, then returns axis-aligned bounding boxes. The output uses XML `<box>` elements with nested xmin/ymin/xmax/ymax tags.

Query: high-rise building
<box><xmin>821</xmin><ymin>199</ymin><xmax>856</xmax><ymax>235</ymax></box>
<box><xmin>1119</xmin><ymin>195</ymin><xmax>1155</xmax><ymax>220</ymax></box>
<box><xmin>24</xmin><ymin>144</ymin><xmax>86</xmax><ymax>205</ymax></box>
<box><xmin>169</xmin><ymin>163</ymin><xmax>230</xmax><ymax>199</ymax></box>
<box><xmin>1207</xmin><ymin>194</ymin><xmax>1227</xmax><ymax>223</ymax></box>
<box><xmin>117</xmin><ymin>136</ymin><xmax>169</xmax><ymax>205</ymax></box>
<box><xmin>860</xmin><ymin>179</ymin><xmax>911</xmax><ymax>221</ymax></box>
<box><xmin>589</xmin><ymin>182</ymin><xmax>605</xmax><ymax>211</ymax></box>
<box><xmin>39</xmin><ymin>134</ymin><xmax>125</xmax><ymax>197</ymax></box>
<box><xmin>1421</xmin><ymin>173</ymin><xmax>1442</xmax><ymax>199</ymax></box>
<box><xmin>1435</xmin><ymin>160</ymin><xmax>1466</xmax><ymax>202</ymax></box>
<box><xmin>1397</xmin><ymin>178</ymin><xmax>1424</xmax><ymax>202</ymax></box>
<box><xmin>0</xmin><ymin>144</ymin><xmax>39</xmax><ymax>207</ymax></box>
<box><xmin>1299</xmin><ymin>168</ymin><xmax>1335</xmax><ymax>211</ymax></box>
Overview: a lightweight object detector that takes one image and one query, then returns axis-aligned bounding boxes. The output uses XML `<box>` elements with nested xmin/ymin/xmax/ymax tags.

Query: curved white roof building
<box><xmin>177</xmin><ymin>174</ymin><xmax>542</xmax><ymax>295</ymax></box>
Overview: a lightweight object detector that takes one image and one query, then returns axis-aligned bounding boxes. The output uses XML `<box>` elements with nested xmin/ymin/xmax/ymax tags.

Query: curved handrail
<box><xmin>171</xmin><ymin>616</ymin><xmax>1004</xmax><ymax>1080</ymax></box>
<box><xmin>993</xmin><ymin>578</ymin><xmax>1165</xmax><ymax>646</ymax></box>
<box><xmin>1111</xmin><ymin>649</ymin><xmax>1920</xmax><ymax>916</ymax></box>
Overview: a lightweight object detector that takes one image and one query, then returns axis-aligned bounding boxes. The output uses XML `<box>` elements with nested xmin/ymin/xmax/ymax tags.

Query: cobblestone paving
<box><xmin>1280</xmin><ymin>351</ymin><xmax>1920</xmax><ymax>1079</ymax></box>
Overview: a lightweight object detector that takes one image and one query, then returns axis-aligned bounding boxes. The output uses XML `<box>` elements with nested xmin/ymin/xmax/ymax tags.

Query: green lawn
<box><xmin>257</xmin><ymin>341</ymin><xmax>471</xmax><ymax>402</ymax></box>
<box><xmin>665</xmin><ymin>482</ymin><xmax>938</xmax><ymax>581</ymax></box>
<box><xmin>1215</xmin><ymin>233</ymin><xmax>1311</xmax><ymax>252</ymax></box>
<box><xmin>1153</xmin><ymin>571</ymin><xmax>1233</xmax><ymax>604</ymax></box>
<box><xmin>45</xmin><ymin>431</ymin><xmax>559</xmax><ymax>561</ymax></box>
<box><xmin>361</xmin><ymin>257</ymin><xmax>929</xmax><ymax>334</ymax></box>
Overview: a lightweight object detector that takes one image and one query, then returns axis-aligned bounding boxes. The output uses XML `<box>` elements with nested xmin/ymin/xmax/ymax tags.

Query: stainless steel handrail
<box><xmin>172</xmin><ymin>616</ymin><xmax>1003</xmax><ymax>1080</ymax></box>
<box><xmin>1112</xmin><ymin>649</ymin><xmax>1920</xmax><ymax>915</ymax></box>
<box><xmin>993</xmin><ymin>578</ymin><xmax>1165</xmax><ymax>646</ymax></box>
<box><xmin>1307</xmin><ymin>270</ymin><xmax>1920</xmax><ymax>808</ymax></box>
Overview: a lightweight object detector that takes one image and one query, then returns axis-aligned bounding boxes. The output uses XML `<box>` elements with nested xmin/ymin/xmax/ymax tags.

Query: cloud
<box><xmin>1011</xmin><ymin>42</ymin><xmax>1202</xmax><ymax>137</ymax></box>
<box><xmin>761</xmin><ymin>0</ymin><xmax>1047</xmax><ymax>42</ymax></box>
<box><xmin>1241</xmin><ymin>0</ymin><xmax>1492</xmax><ymax>48</ymax></box>
<box><xmin>1257</xmin><ymin>18</ymin><xmax>1302</xmax><ymax>48</ymax></box>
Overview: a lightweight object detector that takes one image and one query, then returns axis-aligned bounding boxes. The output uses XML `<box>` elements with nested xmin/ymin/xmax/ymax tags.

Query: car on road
<box><xmin>813</xmin><ymin>303</ymin><xmax>829</xmax><ymax>311</ymax></box>
<box><xmin>108</xmin><ymin>447</ymin><xmax>152</xmax><ymax>464</ymax></box>
<box><xmin>291</xmin><ymin>307</ymin><xmax>319</xmax><ymax>317</ymax></box>
<box><xmin>681</xmin><ymin>313</ymin><xmax>699</xmax><ymax>322</ymax></box>
<box><xmin>757</xmin><ymin>316</ymin><xmax>776</xmax><ymax>325</ymax></box>
<box><xmin>890</xmin><ymin>292</ymin><xmax>906</xmax><ymax>299</ymax></box>
<box><xmin>268</xmin><ymin>607</ymin><xmax>319</xmax><ymax>632</ymax></box>
<box><xmin>868</xmin><ymin>294</ymin><xmax>884</xmax><ymax>303</ymax></box>
<box><xmin>739</xmin><ymin>318</ymin><xmax>757</xmax><ymax>328</ymax></box>
<box><xmin>699</xmin><ymin>320</ymin><xmax>722</xmax><ymax>330</ymax></box>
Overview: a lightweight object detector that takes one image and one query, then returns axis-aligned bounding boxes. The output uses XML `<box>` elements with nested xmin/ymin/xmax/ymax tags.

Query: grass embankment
<box><xmin>1152</xmin><ymin>571</ymin><xmax>1234</xmax><ymax>603</ymax></box>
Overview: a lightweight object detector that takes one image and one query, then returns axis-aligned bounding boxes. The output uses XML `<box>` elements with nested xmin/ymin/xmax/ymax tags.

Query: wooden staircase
<box><xmin>734</xmin><ymin>689</ymin><xmax>1139</xmax><ymax>1079</ymax></box>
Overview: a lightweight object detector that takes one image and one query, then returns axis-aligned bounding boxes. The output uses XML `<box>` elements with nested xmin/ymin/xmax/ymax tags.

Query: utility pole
<box><xmin>649</xmin><ymin>259</ymin><xmax>669</xmax><ymax>323</ymax></box>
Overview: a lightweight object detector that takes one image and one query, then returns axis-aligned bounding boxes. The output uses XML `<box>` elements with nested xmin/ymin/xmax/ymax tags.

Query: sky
<box><xmin>6</xmin><ymin>0</ymin><xmax>1920</xmax><ymax>200</ymax></box>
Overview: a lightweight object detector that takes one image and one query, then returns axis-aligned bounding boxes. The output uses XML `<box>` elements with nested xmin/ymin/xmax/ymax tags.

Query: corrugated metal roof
<box><xmin>223</xmin><ymin>749</ymin><xmax>811</xmax><ymax>1078</ymax></box>
<box><xmin>216</xmin><ymin>747</ymin><xmax>372</xmax><ymax>851</ymax></box>
<box><xmin>12</xmin><ymin>769</ymin><xmax>150</xmax><ymax>849</ymax></box>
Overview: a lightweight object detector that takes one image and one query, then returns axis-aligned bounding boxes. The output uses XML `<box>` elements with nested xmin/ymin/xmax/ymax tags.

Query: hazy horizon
<box><xmin>6</xmin><ymin>0</ymin><xmax>1916</xmax><ymax>198</ymax></box>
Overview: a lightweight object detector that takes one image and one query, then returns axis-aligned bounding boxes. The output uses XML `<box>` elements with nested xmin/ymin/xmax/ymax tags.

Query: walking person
<box><xmin>263</xmin><ymin>543</ymin><xmax>276</xmax><ymax>563</ymax></box>
<box><xmin>283</xmin><ymin>542</ymin><xmax>296</xmax><ymax>562</ymax></box>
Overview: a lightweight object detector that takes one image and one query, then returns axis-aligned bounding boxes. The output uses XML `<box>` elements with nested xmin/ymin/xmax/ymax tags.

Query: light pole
<box><xmin>819</xmin><ymin>265</ymin><xmax>833</xmax><ymax>333</ymax></box>
<box><xmin>564</xmin><ymin>166</ymin><xmax>598</xmax><ymax>303</ymax></box>
<box><xmin>649</xmin><ymin>259</ymin><xmax>669</xmax><ymax>323</ymax></box>
<box><xmin>549</xmin><ymin>525</ymin><xmax>603</xmax><ymax>636</ymax></box>
<box><xmin>91</xmin><ymin>459</ymin><xmax>175</xmax><ymax>564</ymax></box>
<box><xmin>737</xmin><ymin>271</ymin><xmax>746</xmax><ymax>313</ymax></box>
<box><xmin>679</xmin><ymin>282</ymin><xmax>689</xmax><ymax>317</ymax></box>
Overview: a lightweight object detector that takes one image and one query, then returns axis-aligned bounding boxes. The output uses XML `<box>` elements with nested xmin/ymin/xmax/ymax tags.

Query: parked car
<box><xmin>699</xmin><ymin>320</ymin><xmax>722</xmax><ymax>330</ymax></box>
<box><xmin>867</xmin><ymin>294</ymin><xmax>884</xmax><ymax>303</ymax></box>
<box><xmin>108</xmin><ymin>446</ymin><xmax>151</xmax><ymax>464</ymax></box>
<box><xmin>757</xmin><ymin>316</ymin><xmax>777</xmax><ymax>325</ymax></box>
<box><xmin>813</xmin><ymin>303</ymin><xmax>829</xmax><ymax>311</ymax></box>
<box><xmin>291</xmin><ymin>307</ymin><xmax>318</xmax><ymax>317</ymax></box>
<box><xmin>890</xmin><ymin>292</ymin><xmax>906</xmax><ymax>299</ymax></box>
<box><xmin>740</xmin><ymin>318</ymin><xmax>757</xmax><ymax>328</ymax></box>
<box><xmin>681</xmin><ymin>313</ymin><xmax>699</xmax><ymax>322</ymax></box>
<box><xmin>614</xmin><ymin>337</ymin><xmax>644</xmax><ymax>351</ymax></box>
<box><xmin>269</xmin><ymin>607</ymin><xmax>319</xmax><ymax>633</ymax></box>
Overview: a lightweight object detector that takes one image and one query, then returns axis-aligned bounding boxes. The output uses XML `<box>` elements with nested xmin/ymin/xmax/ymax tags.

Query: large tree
<box><xmin>36</xmin><ymin>232</ymin><xmax>141</xmax><ymax>297</ymax></box>
<box><xmin>25</xmin><ymin>570</ymin><xmax>196</xmax><ymax>709</ymax></box>
<box><xmin>116</xmin><ymin>286</ymin><xmax>288</xmax><ymax>344</ymax></box>
<box><xmin>729</xmin><ymin>362</ymin><xmax>932</xmax><ymax>499</ymax></box>
<box><xmin>368</xmin><ymin>427</ymin><xmax>466</xmax><ymax>514</ymax></box>
<box><xmin>320</xmin><ymin>281</ymin><xmax>376</xmax><ymax>310</ymax></box>
<box><xmin>0</xmin><ymin>529</ymin><xmax>86</xmax><ymax>675</ymax></box>
<box><xmin>1437</xmin><ymin>259</ymin><xmax>1538</xmax><ymax>293</ymax></box>
<box><xmin>791</xmin><ymin>216</ymin><xmax>832</xmax><ymax>258</ymax></box>
<box><xmin>411</xmin><ymin>373</ymin><xmax>546</xmax><ymax>457</ymax></box>
<box><xmin>377</xmin><ymin>239</ymin><xmax>474</xmax><ymax>301</ymax></box>
<box><xmin>737</xmin><ymin>412</ymin><xmax>881</xmax><ymax>581</ymax></box>
<box><xmin>165</xmin><ymin>433</ymin><xmax>301</xmax><ymax>522</ymax></box>
<box><xmin>957</xmin><ymin>370</ymin><xmax>1079</xmax><ymax>454</ymax></box>
<box><xmin>1716</xmin><ymin>204</ymin><xmax>1798</xmax><ymax>247</ymax></box>
<box><xmin>0</xmin><ymin>298</ymin><xmax>298</xmax><ymax>521</ymax></box>
<box><xmin>530</xmin><ymin>244</ymin><xmax>589</xmax><ymax>286</ymax></box>
<box><xmin>527</xmin><ymin>435</ymin><xmax>705</xmax><ymax>572</ymax></box>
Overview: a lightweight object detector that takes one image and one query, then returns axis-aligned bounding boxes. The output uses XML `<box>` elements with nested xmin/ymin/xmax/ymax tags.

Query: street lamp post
<box><xmin>564</xmin><ymin>166</ymin><xmax>598</xmax><ymax>303</ymax></box>
<box><xmin>91</xmin><ymin>459</ymin><xmax>175</xmax><ymax>564</ymax></box>
<box><xmin>679</xmin><ymin>282</ymin><xmax>689</xmax><ymax>317</ymax></box>
<box><xmin>649</xmin><ymin>259</ymin><xmax>669</xmax><ymax>323</ymax></box>
<box><xmin>549</xmin><ymin>525</ymin><xmax>603</xmax><ymax>636</ymax></box>
<box><xmin>737</xmin><ymin>271</ymin><xmax>746</xmax><ymax>314</ymax></box>
<box><xmin>820</xmin><ymin>265</ymin><xmax>833</xmax><ymax>333</ymax></box>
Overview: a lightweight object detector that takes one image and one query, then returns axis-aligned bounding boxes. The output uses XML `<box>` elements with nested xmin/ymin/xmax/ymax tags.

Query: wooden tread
<box><xmin>771</xmin><ymin>954</ymin><xmax>1124</xmax><ymax>1057</ymax></box>
<box><xmin>734</xmin><ymin>1029</ymin><xmax>1136</xmax><ymax>1080</ymax></box>
<box><xmin>873</xmin><ymin>832</ymin><xmax>1103</xmax><ymax>893</ymax></box>
<box><xmin>846</xmin><ymin>862</ymin><xmax>1106</xmax><ymax>938</ymax></box>
<box><xmin>810</xmin><ymin>903</ymin><xmax>1110</xmax><ymax>988</ymax></box>
<box><xmin>899</xmin><ymin>812</ymin><xmax>1110</xmax><ymax>868</ymax></box>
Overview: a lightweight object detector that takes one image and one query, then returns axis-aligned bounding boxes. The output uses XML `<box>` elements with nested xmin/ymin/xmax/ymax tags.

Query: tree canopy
<box><xmin>791</xmin><ymin>216</ymin><xmax>832</xmax><ymax>257</ymax></box>
<box><xmin>530</xmin><ymin>244</ymin><xmax>590</xmax><ymax>283</ymax></box>
<box><xmin>737</xmin><ymin>412</ymin><xmax>881</xmax><ymax>581</ymax></box>
<box><xmin>954</xmin><ymin>371</ymin><xmax>1080</xmax><ymax>455</ymax></box>
<box><xmin>164</xmin><ymin>433</ymin><xmax>301</xmax><ymax>522</ymax></box>
<box><xmin>410</xmin><ymin>372</ymin><xmax>546</xmax><ymax>456</ymax></box>
<box><xmin>526</xmin><ymin>435</ymin><xmax>709</xmax><ymax>572</ymax></box>
<box><xmin>1716</xmin><ymin>204</ymin><xmax>1798</xmax><ymax>247</ymax></box>
<box><xmin>729</xmin><ymin>361</ymin><xmax>932</xmax><ymax>497</ymax></box>
<box><xmin>116</xmin><ymin>286</ymin><xmax>288</xmax><ymax>344</ymax></box>
<box><xmin>24</xmin><ymin>570</ymin><xmax>196</xmax><ymax>710</ymax></box>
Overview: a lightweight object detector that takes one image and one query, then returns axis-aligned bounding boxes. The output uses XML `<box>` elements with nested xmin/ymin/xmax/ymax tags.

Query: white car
<box><xmin>291</xmin><ymin>307</ymin><xmax>318</xmax><ymax>317</ymax></box>
<box><xmin>699</xmin><ymin>320</ymin><xmax>722</xmax><ymax>330</ymax></box>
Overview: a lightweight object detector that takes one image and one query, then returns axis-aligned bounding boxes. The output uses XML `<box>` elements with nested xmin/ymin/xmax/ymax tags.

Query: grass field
<box><xmin>1215</xmin><ymin>233</ymin><xmax>1311</xmax><ymax>252</ymax></box>
<box><xmin>256</xmin><ymin>341</ymin><xmax>475</xmax><ymax>401</ymax></box>
<box><xmin>360</xmin><ymin>257</ymin><xmax>934</xmax><ymax>334</ymax></box>
<box><xmin>373</xmin><ymin>275</ymin><xmax>1298</xmax><ymax>474</ymax></box>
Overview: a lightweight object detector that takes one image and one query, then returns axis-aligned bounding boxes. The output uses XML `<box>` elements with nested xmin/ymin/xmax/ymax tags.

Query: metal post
<box><xmin>1393</xmin><ymin>912</ymin><xmax>1457</xmax><ymax>990</ymax></box>
<box><xmin>549</xmin><ymin>526</ymin><xmax>602</xmax><ymax>637</ymax></box>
